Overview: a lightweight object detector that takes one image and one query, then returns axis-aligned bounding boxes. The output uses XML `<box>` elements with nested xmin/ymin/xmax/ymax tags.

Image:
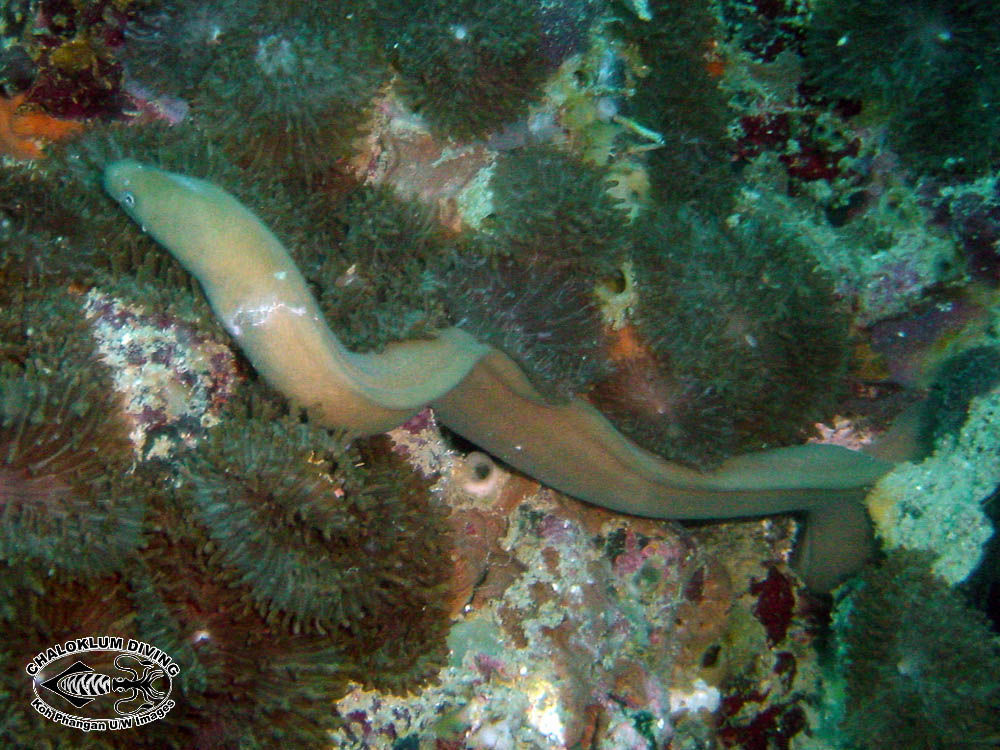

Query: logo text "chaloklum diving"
<box><xmin>26</xmin><ymin>636</ymin><xmax>179</xmax><ymax>732</ymax></box>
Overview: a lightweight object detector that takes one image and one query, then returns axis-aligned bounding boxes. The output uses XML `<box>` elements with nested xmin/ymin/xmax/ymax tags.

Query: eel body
<box><xmin>103</xmin><ymin>159</ymin><xmax>488</xmax><ymax>434</ymax></box>
<box><xmin>104</xmin><ymin>159</ymin><xmax>893</xmax><ymax>590</ymax></box>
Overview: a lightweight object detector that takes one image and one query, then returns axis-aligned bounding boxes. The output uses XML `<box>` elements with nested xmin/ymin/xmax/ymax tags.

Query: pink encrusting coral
<box><xmin>83</xmin><ymin>288</ymin><xmax>240</xmax><ymax>459</ymax></box>
<box><xmin>334</xmin><ymin>414</ymin><xmax>832</xmax><ymax>748</ymax></box>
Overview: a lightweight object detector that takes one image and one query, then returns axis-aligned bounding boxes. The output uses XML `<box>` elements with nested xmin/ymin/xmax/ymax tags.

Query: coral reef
<box><xmin>317</xmin><ymin>184</ymin><xmax>452</xmax><ymax>352</ymax></box>
<box><xmin>829</xmin><ymin>550</ymin><xmax>1000</xmax><ymax>750</ymax></box>
<box><xmin>376</xmin><ymin>0</ymin><xmax>549</xmax><ymax>139</ymax></box>
<box><xmin>5</xmin><ymin>0</ymin><xmax>129</xmax><ymax>119</ymax></box>
<box><xmin>4</xmin><ymin>0</ymin><xmax>1000</xmax><ymax>745</ymax></box>
<box><xmin>921</xmin><ymin>172</ymin><xmax>1000</xmax><ymax>285</ymax></box>
<box><xmin>351</xmin><ymin>91</ymin><xmax>496</xmax><ymax>230</ymax></box>
<box><xmin>82</xmin><ymin>288</ymin><xmax>239</xmax><ymax>461</ymax></box>
<box><xmin>326</xmin><ymin>432</ymin><xmax>828</xmax><ymax>749</ymax></box>
<box><xmin>193</xmin><ymin>3</ymin><xmax>385</xmax><ymax>184</ymax></box>
<box><xmin>487</xmin><ymin>143</ymin><xmax>628</xmax><ymax>273</ymax></box>
<box><xmin>0</xmin><ymin>94</ymin><xmax>83</xmax><ymax>159</ymax></box>
<box><xmin>444</xmin><ymin>253</ymin><xmax>611</xmax><ymax>398</ymax></box>
<box><xmin>622</xmin><ymin>207</ymin><xmax>851</xmax><ymax>467</ymax></box>
<box><xmin>734</xmin><ymin>154</ymin><xmax>964</xmax><ymax>328</ymax></box>
<box><xmin>962</xmin><ymin>487</ymin><xmax>1000</xmax><ymax>633</ymax></box>
<box><xmin>917</xmin><ymin>345</ymin><xmax>1000</xmax><ymax>453</ymax></box>
<box><xmin>803</xmin><ymin>0</ymin><xmax>1000</xmax><ymax>174</ymax></box>
<box><xmin>718</xmin><ymin>0</ymin><xmax>807</xmax><ymax>63</ymax></box>
<box><xmin>733</xmin><ymin>110</ymin><xmax>861</xmax><ymax>186</ymax></box>
<box><xmin>864</xmin><ymin>287</ymin><xmax>992</xmax><ymax>391</ymax></box>
<box><xmin>867</xmin><ymin>379</ymin><xmax>1000</xmax><ymax>583</ymax></box>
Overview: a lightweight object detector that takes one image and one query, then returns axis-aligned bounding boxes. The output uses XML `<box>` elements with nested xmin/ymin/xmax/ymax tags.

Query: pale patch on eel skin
<box><xmin>104</xmin><ymin>159</ymin><xmax>893</xmax><ymax>591</ymax></box>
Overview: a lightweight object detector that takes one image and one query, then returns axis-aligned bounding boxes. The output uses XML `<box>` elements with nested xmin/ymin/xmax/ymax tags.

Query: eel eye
<box><xmin>120</xmin><ymin>192</ymin><xmax>136</xmax><ymax>208</ymax></box>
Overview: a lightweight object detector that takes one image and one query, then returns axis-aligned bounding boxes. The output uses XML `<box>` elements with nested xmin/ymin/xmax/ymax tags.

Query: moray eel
<box><xmin>104</xmin><ymin>159</ymin><xmax>893</xmax><ymax>591</ymax></box>
<box><xmin>103</xmin><ymin>159</ymin><xmax>488</xmax><ymax>434</ymax></box>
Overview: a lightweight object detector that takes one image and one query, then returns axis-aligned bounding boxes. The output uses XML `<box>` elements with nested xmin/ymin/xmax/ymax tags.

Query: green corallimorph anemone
<box><xmin>627</xmin><ymin>208</ymin><xmax>850</xmax><ymax>467</ymax></box>
<box><xmin>0</xmin><ymin>154</ymin><xmax>153</xmax><ymax>295</ymax></box>
<box><xmin>803</xmin><ymin>0</ymin><xmax>1000</xmax><ymax>173</ymax></box>
<box><xmin>588</xmin><ymin>348</ymin><xmax>738</xmax><ymax>471</ymax></box>
<box><xmin>103</xmin><ymin>159</ymin><xmax>894</xmax><ymax>591</ymax></box>
<box><xmin>376</xmin><ymin>0</ymin><xmax>547</xmax><ymax>138</ymax></box>
<box><xmin>488</xmin><ymin>144</ymin><xmax>628</xmax><ymax>273</ymax></box>
<box><xmin>180</xmin><ymin>400</ymin><xmax>453</xmax><ymax>638</ymax></box>
<box><xmin>0</xmin><ymin>493</ymin><xmax>357</xmax><ymax>749</ymax></box>
<box><xmin>194</xmin><ymin>3</ymin><xmax>386</xmax><ymax>184</ymax></box>
<box><xmin>318</xmin><ymin>184</ymin><xmax>453</xmax><ymax>352</ymax></box>
<box><xmin>444</xmin><ymin>252</ymin><xmax>612</xmax><ymax>400</ymax></box>
<box><xmin>120</xmin><ymin>0</ymin><xmax>259</xmax><ymax>98</ymax></box>
<box><xmin>609</xmin><ymin>0</ymin><xmax>737</xmax><ymax>210</ymax></box>
<box><xmin>831</xmin><ymin>550</ymin><xmax>1000</xmax><ymax>749</ymax></box>
<box><xmin>0</xmin><ymin>287</ymin><xmax>146</xmax><ymax>576</ymax></box>
<box><xmin>0</xmin><ymin>564</ymin><xmax>356</xmax><ymax>749</ymax></box>
<box><xmin>0</xmin><ymin>364</ymin><xmax>146</xmax><ymax>576</ymax></box>
<box><xmin>917</xmin><ymin>345</ymin><xmax>1000</xmax><ymax>456</ymax></box>
<box><xmin>0</xmin><ymin>161</ymin><xmax>105</xmax><ymax>283</ymax></box>
<box><xmin>0</xmin><ymin>413</ymin><xmax>449</xmax><ymax>748</ymax></box>
<box><xmin>136</xmin><ymin>458</ymin><xmax>441</xmax><ymax>741</ymax></box>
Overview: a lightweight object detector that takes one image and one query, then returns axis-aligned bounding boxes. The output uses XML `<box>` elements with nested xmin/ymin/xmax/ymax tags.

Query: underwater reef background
<box><xmin>1</xmin><ymin>0</ymin><xmax>999</xmax><ymax>748</ymax></box>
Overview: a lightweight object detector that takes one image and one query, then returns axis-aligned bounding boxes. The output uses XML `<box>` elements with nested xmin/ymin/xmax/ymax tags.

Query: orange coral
<box><xmin>704</xmin><ymin>40</ymin><xmax>727</xmax><ymax>78</ymax></box>
<box><xmin>605</xmin><ymin>322</ymin><xmax>649</xmax><ymax>362</ymax></box>
<box><xmin>0</xmin><ymin>94</ymin><xmax>83</xmax><ymax>160</ymax></box>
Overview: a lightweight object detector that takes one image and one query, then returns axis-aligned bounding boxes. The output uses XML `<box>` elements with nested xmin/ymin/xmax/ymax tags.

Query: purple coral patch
<box><xmin>750</xmin><ymin>566</ymin><xmax>795</xmax><ymax>646</ymax></box>
<box><xmin>718</xmin><ymin>699</ymin><xmax>807</xmax><ymax>750</ymax></box>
